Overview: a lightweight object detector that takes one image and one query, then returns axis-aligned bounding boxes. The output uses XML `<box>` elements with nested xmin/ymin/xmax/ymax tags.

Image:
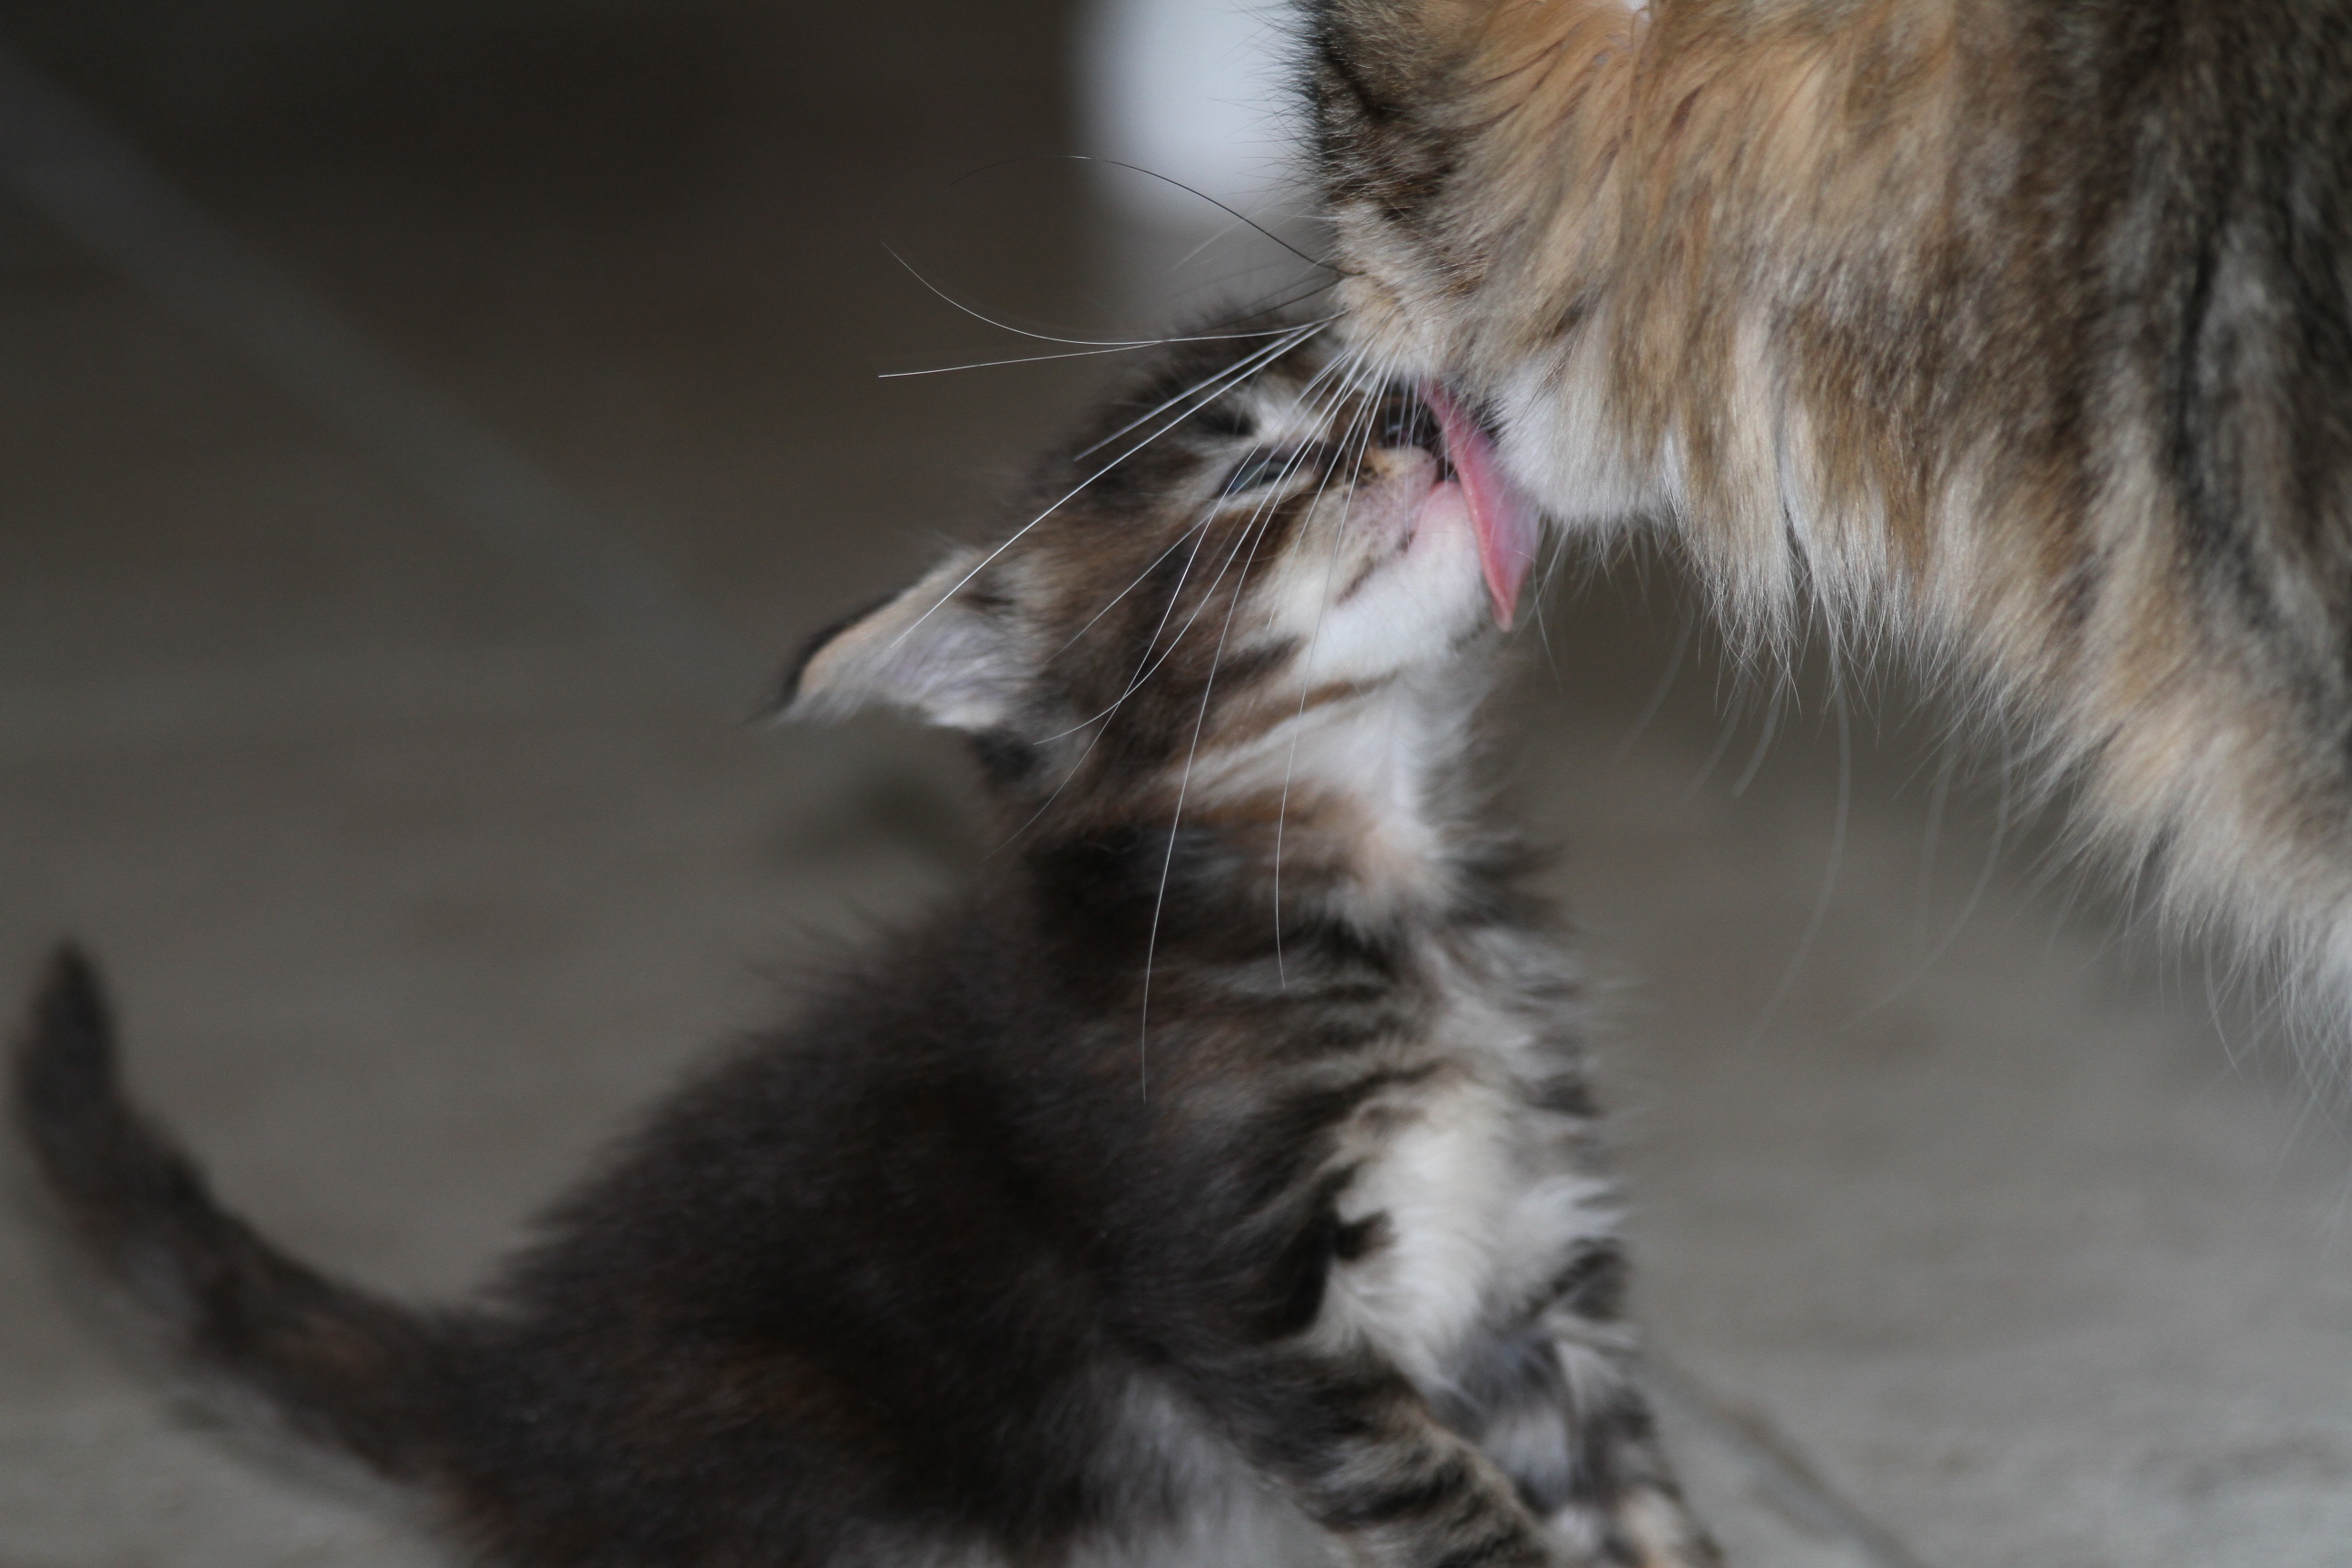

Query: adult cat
<box><xmin>1307</xmin><ymin>0</ymin><xmax>2352</xmax><ymax>1029</ymax></box>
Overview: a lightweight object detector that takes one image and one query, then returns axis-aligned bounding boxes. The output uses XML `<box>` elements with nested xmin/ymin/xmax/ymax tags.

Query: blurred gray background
<box><xmin>1</xmin><ymin>4</ymin><xmax>2347</xmax><ymax>1566</ymax></box>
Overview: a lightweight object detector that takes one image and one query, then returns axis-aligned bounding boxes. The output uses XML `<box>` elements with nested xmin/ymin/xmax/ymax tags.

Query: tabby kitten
<box><xmin>16</xmin><ymin>323</ymin><xmax>1711</xmax><ymax>1568</ymax></box>
<box><xmin>1307</xmin><ymin>0</ymin><xmax>2352</xmax><ymax>1034</ymax></box>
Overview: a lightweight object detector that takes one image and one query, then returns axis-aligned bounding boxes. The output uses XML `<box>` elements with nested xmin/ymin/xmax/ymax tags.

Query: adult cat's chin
<box><xmin>1328</xmin><ymin>336</ymin><xmax>1662</xmax><ymax>595</ymax></box>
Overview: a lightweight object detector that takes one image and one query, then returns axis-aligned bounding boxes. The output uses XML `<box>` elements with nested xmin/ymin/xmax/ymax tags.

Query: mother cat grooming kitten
<box><xmin>17</xmin><ymin>324</ymin><xmax>1712</xmax><ymax>1568</ymax></box>
<box><xmin>1308</xmin><ymin>0</ymin><xmax>2352</xmax><ymax>1034</ymax></box>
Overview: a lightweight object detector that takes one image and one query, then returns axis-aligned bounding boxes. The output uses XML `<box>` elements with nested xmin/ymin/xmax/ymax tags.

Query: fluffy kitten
<box><xmin>1306</xmin><ymin>0</ymin><xmax>2352</xmax><ymax>1034</ymax></box>
<box><xmin>15</xmin><ymin>323</ymin><xmax>1712</xmax><ymax>1568</ymax></box>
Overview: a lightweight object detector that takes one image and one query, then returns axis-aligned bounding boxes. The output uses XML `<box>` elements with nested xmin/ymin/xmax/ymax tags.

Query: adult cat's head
<box><xmin>1305</xmin><ymin>0</ymin><xmax>2352</xmax><ymax>1040</ymax></box>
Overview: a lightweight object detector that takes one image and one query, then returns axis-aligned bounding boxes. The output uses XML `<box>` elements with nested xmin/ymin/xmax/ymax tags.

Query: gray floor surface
<box><xmin>3</xmin><ymin>9</ymin><xmax>2350</xmax><ymax>1566</ymax></box>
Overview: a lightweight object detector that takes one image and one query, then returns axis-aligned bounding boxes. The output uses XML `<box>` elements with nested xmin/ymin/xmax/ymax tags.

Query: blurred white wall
<box><xmin>1075</xmin><ymin>0</ymin><xmax>1317</xmax><ymax>320</ymax></box>
<box><xmin>1077</xmin><ymin>0</ymin><xmax>1302</xmax><ymax>221</ymax></box>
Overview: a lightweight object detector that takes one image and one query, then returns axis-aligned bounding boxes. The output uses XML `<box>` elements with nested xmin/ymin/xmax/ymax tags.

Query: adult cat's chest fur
<box><xmin>1308</xmin><ymin>0</ymin><xmax>2352</xmax><ymax>1040</ymax></box>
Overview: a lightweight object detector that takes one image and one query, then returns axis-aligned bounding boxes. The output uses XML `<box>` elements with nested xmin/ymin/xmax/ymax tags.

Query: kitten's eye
<box><xmin>1191</xmin><ymin>404</ymin><xmax>1254</xmax><ymax>439</ymax></box>
<box><xmin>1222</xmin><ymin>451</ymin><xmax>1298</xmax><ymax>495</ymax></box>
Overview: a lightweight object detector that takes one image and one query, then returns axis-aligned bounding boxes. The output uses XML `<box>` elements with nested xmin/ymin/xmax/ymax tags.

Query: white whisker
<box><xmin>881</xmin><ymin>344</ymin><xmax>1192</xmax><ymax>378</ymax></box>
<box><xmin>1045</xmin><ymin>157</ymin><xmax>1336</xmax><ymax>272</ymax></box>
<box><xmin>1612</xmin><ymin>610</ymin><xmax>1694</xmax><ymax>760</ymax></box>
<box><xmin>1141</xmin><ymin>475</ymin><xmax>1296</xmax><ymax>1093</ymax></box>
<box><xmin>1054</xmin><ymin>514</ymin><xmax>1223</xmax><ymax>656</ymax></box>
<box><xmin>1729</xmin><ymin>687</ymin><xmax>1782</xmax><ymax>798</ymax></box>
<box><xmin>1073</xmin><ymin>320</ymin><xmax>1332</xmax><ymax>460</ymax></box>
<box><xmin>886</xmin><ymin>323</ymin><xmax>1329</xmax><ymax>655</ymax></box>
<box><xmin>884</xmin><ymin>243</ymin><xmax>1169</xmax><ymax>348</ymax></box>
<box><xmin>1740</xmin><ymin>676</ymin><xmax>1851</xmax><ymax>1050</ymax></box>
<box><xmin>1051</xmin><ymin>343</ymin><xmax>1368</xmax><ymax>666</ymax></box>
<box><xmin>1273</xmin><ymin>349</ymin><xmax>1387</xmax><ymax>985</ymax></box>
<box><xmin>1050</xmin><ymin>338</ymin><xmax>1374</xmax><ymax>742</ymax></box>
<box><xmin>879</xmin><ymin>319</ymin><xmax>1343</xmax><ymax>379</ymax></box>
<box><xmin>1011</xmin><ymin>357</ymin><xmax>1331</xmax><ymax>844</ymax></box>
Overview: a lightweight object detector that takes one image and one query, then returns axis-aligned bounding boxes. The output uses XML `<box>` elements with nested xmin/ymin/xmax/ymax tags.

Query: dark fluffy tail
<box><xmin>13</xmin><ymin>946</ymin><xmax>457</xmax><ymax>1479</ymax></box>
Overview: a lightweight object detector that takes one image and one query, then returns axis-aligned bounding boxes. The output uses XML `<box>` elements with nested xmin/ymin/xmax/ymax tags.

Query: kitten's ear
<box><xmin>781</xmin><ymin>550</ymin><xmax>1025</xmax><ymax>730</ymax></box>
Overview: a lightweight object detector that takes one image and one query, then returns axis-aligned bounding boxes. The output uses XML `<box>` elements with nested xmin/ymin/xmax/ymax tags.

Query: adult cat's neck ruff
<box><xmin>1311</xmin><ymin>0</ymin><xmax>2352</xmax><ymax>1039</ymax></box>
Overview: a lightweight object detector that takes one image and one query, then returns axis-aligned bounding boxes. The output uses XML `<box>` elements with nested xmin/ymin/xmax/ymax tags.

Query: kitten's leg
<box><xmin>1535</xmin><ymin>1343</ymin><xmax>1716</xmax><ymax>1568</ymax></box>
<box><xmin>1428</xmin><ymin>1256</ymin><xmax>1716</xmax><ymax>1565</ymax></box>
<box><xmin>1181</xmin><ymin>1338</ymin><xmax>1711</xmax><ymax>1568</ymax></box>
<box><xmin>1183</xmin><ymin>1344</ymin><xmax>1571</xmax><ymax>1568</ymax></box>
<box><xmin>1530</xmin><ymin>1250</ymin><xmax>1718</xmax><ymax>1568</ymax></box>
<box><xmin>1130</xmin><ymin>1074</ymin><xmax>1707</xmax><ymax>1564</ymax></box>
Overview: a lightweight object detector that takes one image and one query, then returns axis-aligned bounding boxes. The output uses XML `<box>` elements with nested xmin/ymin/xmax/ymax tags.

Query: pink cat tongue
<box><xmin>1422</xmin><ymin>383</ymin><xmax>1538</xmax><ymax>629</ymax></box>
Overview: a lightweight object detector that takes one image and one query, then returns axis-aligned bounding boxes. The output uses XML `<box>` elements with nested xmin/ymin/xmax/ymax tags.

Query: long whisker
<box><xmin>1167</xmin><ymin>214</ymin><xmax>1264</xmax><ymax>278</ymax></box>
<box><xmin>887</xmin><ymin>322</ymin><xmax>1329</xmax><ymax>653</ymax></box>
<box><xmin>882</xmin><ymin>343</ymin><xmax>1199</xmax><ymax>378</ymax></box>
<box><xmin>1149</xmin><ymin>257</ymin><xmax>1336</xmax><ymax>307</ymax></box>
<box><xmin>1010</xmin><ymin>368</ymin><xmax>1341</xmax><ymax>842</ymax></box>
<box><xmin>998</xmin><ymin>518</ymin><xmax>1226</xmax><ymax>849</ymax></box>
<box><xmin>1233</xmin><ymin>276</ymin><xmax>1347</xmax><ymax>324</ymax></box>
<box><xmin>1005</xmin><ymin>338</ymin><xmax>1365</xmax><ymax>862</ymax></box>
<box><xmin>1054</xmin><ymin>514</ymin><xmax>1223</xmax><ymax>657</ymax></box>
<box><xmin>1274</xmin><ymin>351</ymin><xmax>1386</xmax><ymax>985</ymax></box>
<box><xmin>1050</xmin><ymin>353</ymin><xmax>1368</xmax><ymax>663</ymax></box>
<box><xmin>1077</xmin><ymin>157</ymin><xmax>1335</xmax><ymax>271</ymax></box>
<box><xmin>1075</xmin><ymin>318</ymin><xmax>1332</xmax><ymax>460</ymax></box>
<box><xmin>1740</xmin><ymin>672</ymin><xmax>1852</xmax><ymax>1050</ymax></box>
<box><xmin>947</xmin><ymin>153</ymin><xmax>1338</xmax><ymax>273</ymax></box>
<box><xmin>1046</xmin><ymin>339</ymin><xmax>1372</xmax><ymax>741</ymax></box>
<box><xmin>883</xmin><ymin>243</ymin><xmax>1158</xmax><ymax>348</ymax></box>
<box><xmin>1141</xmin><ymin>475</ymin><xmax>1298</xmax><ymax>1093</ymax></box>
<box><xmin>880</xmin><ymin>318</ymin><xmax>1345</xmax><ymax>379</ymax></box>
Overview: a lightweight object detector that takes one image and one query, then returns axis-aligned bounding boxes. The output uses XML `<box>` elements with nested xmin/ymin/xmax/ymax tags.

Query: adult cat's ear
<box><xmin>780</xmin><ymin>549</ymin><xmax>1024</xmax><ymax>730</ymax></box>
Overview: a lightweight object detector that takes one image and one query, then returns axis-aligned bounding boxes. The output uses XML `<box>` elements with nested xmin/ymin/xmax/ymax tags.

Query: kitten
<box><xmin>1306</xmin><ymin>0</ymin><xmax>2352</xmax><ymax>1037</ymax></box>
<box><xmin>14</xmin><ymin>320</ymin><xmax>1712</xmax><ymax>1568</ymax></box>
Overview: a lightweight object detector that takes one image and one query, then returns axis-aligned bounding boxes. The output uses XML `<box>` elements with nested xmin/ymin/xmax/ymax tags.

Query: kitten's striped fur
<box><xmin>16</xmin><ymin>326</ymin><xmax>1711</xmax><ymax>1567</ymax></box>
<box><xmin>1308</xmin><ymin>0</ymin><xmax>2352</xmax><ymax>1036</ymax></box>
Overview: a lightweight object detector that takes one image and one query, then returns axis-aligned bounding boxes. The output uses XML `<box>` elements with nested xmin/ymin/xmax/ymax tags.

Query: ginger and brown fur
<box><xmin>1308</xmin><ymin>0</ymin><xmax>2352</xmax><ymax>1032</ymax></box>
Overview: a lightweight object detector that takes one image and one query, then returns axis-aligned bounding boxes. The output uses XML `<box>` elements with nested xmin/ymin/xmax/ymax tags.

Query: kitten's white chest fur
<box><xmin>1063</xmin><ymin>973</ymin><xmax>1619</xmax><ymax>1568</ymax></box>
<box><xmin>1324</xmin><ymin>976</ymin><xmax>1615</xmax><ymax>1393</ymax></box>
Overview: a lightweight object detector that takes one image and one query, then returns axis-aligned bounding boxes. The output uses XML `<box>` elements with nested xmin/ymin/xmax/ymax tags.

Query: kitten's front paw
<box><xmin>1548</xmin><ymin>1486</ymin><xmax>1720</xmax><ymax>1568</ymax></box>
